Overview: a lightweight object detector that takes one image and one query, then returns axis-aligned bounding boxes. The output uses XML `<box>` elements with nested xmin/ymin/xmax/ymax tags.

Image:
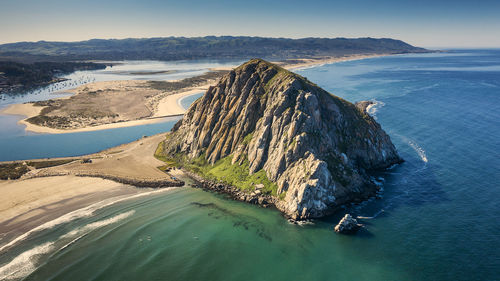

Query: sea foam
<box><xmin>365</xmin><ymin>99</ymin><xmax>385</xmax><ymax>120</ymax></box>
<box><xmin>0</xmin><ymin>188</ymin><xmax>174</xmax><ymax>253</ymax></box>
<box><xmin>396</xmin><ymin>135</ymin><xmax>428</xmax><ymax>163</ymax></box>
<box><xmin>0</xmin><ymin>210</ymin><xmax>135</xmax><ymax>280</ymax></box>
<box><xmin>407</xmin><ymin>139</ymin><xmax>428</xmax><ymax>163</ymax></box>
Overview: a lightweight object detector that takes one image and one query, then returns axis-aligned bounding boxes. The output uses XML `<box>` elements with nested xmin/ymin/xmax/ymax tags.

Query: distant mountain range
<box><xmin>0</xmin><ymin>36</ymin><xmax>429</xmax><ymax>63</ymax></box>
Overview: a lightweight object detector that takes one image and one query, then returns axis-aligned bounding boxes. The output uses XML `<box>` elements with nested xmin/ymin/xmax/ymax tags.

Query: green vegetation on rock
<box><xmin>242</xmin><ymin>133</ymin><xmax>254</xmax><ymax>145</ymax></box>
<box><xmin>154</xmin><ymin>140</ymin><xmax>180</xmax><ymax>167</ymax></box>
<box><xmin>155</xmin><ymin>58</ymin><xmax>403</xmax><ymax>219</ymax></box>
<box><xmin>155</xmin><ymin>141</ymin><xmax>278</xmax><ymax>195</ymax></box>
<box><xmin>193</xmin><ymin>155</ymin><xmax>278</xmax><ymax>196</ymax></box>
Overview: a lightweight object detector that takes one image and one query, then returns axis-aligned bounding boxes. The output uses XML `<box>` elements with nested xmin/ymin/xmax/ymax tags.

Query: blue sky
<box><xmin>1</xmin><ymin>0</ymin><xmax>499</xmax><ymax>47</ymax></box>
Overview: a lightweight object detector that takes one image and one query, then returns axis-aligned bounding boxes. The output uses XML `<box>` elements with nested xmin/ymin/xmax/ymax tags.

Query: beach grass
<box><xmin>26</xmin><ymin>159</ymin><xmax>74</xmax><ymax>169</ymax></box>
<box><xmin>0</xmin><ymin>159</ymin><xmax>76</xmax><ymax>180</ymax></box>
<box><xmin>0</xmin><ymin>163</ymin><xmax>29</xmax><ymax>180</ymax></box>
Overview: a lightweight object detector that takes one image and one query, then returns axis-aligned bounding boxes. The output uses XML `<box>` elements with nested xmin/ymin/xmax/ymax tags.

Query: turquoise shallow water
<box><xmin>1</xmin><ymin>50</ymin><xmax>499</xmax><ymax>280</ymax></box>
<box><xmin>179</xmin><ymin>92</ymin><xmax>204</xmax><ymax>110</ymax></box>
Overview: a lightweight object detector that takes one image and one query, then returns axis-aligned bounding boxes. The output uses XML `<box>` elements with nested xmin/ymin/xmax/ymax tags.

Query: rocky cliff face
<box><xmin>160</xmin><ymin>59</ymin><xmax>402</xmax><ymax>220</ymax></box>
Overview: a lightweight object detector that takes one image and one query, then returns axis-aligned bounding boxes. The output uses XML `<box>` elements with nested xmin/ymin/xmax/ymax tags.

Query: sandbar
<box><xmin>1</xmin><ymin>53</ymin><xmax>391</xmax><ymax>135</ymax></box>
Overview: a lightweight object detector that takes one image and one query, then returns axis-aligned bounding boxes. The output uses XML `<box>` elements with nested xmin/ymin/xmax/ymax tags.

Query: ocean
<box><xmin>0</xmin><ymin>50</ymin><xmax>499</xmax><ymax>280</ymax></box>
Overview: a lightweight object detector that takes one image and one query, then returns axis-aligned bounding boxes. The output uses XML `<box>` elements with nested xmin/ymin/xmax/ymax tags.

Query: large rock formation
<box><xmin>334</xmin><ymin>214</ymin><xmax>362</xmax><ymax>234</ymax></box>
<box><xmin>160</xmin><ymin>59</ymin><xmax>402</xmax><ymax>220</ymax></box>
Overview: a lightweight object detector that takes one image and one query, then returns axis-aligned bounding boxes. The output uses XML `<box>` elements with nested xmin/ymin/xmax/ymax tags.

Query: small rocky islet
<box><xmin>157</xmin><ymin>58</ymin><xmax>402</xmax><ymax>222</ymax></box>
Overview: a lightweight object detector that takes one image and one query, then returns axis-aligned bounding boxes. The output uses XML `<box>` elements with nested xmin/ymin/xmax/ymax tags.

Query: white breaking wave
<box><xmin>357</xmin><ymin>209</ymin><xmax>386</xmax><ymax>220</ymax></box>
<box><xmin>356</xmin><ymin>216</ymin><xmax>374</xmax><ymax>219</ymax></box>
<box><xmin>294</xmin><ymin>63</ymin><xmax>327</xmax><ymax>71</ymax></box>
<box><xmin>0</xmin><ymin>210</ymin><xmax>135</xmax><ymax>280</ymax></box>
<box><xmin>366</xmin><ymin>100</ymin><xmax>385</xmax><ymax>120</ymax></box>
<box><xmin>396</xmin><ymin>135</ymin><xmax>428</xmax><ymax>164</ymax></box>
<box><xmin>57</xmin><ymin>233</ymin><xmax>88</xmax><ymax>253</ymax></box>
<box><xmin>0</xmin><ymin>188</ymin><xmax>173</xmax><ymax>253</ymax></box>
<box><xmin>407</xmin><ymin>139</ymin><xmax>428</xmax><ymax>163</ymax></box>
<box><xmin>0</xmin><ymin>242</ymin><xmax>55</xmax><ymax>281</ymax></box>
<box><xmin>61</xmin><ymin>210</ymin><xmax>135</xmax><ymax>239</ymax></box>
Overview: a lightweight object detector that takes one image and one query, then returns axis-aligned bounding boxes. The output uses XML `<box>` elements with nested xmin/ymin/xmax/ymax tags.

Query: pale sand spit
<box><xmin>1</xmin><ymin>53</ymin><xmax>390</xmax><ymax>134</ymax></box>
<box><xmin>154</xmin><ymin>86</ymin><xmax>207</xmax><ymax>116</ymax></box>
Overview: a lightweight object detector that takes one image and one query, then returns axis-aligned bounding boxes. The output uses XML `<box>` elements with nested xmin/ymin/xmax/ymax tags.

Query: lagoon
<box><xmin>1</xmin><ymin>51</ymin><xmax>499</xmax><ymax>280</ymax></box>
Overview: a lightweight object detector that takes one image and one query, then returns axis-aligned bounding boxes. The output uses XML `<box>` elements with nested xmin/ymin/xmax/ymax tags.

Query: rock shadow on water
<box><xmin>190</xmin><ymin>202</ymin><xmax>273</xmax><ymax>242</ymax></box>
<box><xmin>355</xmin><ymin>227</ymin><xmax>375</xmax><ymax>238</ymax></box>
<box><xmin>380</xmin><ymin>151</ymin><xmax>450</xmax><ymax>207</ymax></box>
<box><xmin>317</xmin><ymin>151</ymin><xmax>449</xmax><ymax>237</ymax></box>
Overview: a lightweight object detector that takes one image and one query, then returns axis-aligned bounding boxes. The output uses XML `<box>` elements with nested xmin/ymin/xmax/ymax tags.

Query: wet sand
<box><xmin>0</xmin><ymin>53</ymin><xmax>391</xmax><ymax>255</ymax></box>
<box><xmin>0</xmin><ymin>176</ymin><xmax>141</xmax><ymax>242</ymax></box>
<box><xmin>0</xmin><ymin>132</ymin><xmax>186</xmax><ymax>251</ymax></box>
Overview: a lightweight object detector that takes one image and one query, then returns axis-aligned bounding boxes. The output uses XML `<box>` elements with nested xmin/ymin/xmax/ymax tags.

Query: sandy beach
<box><xmin>0</xmin><ymin>176</ymin><xmax>137</xmax><ymax>236</ymax></box>
<box><xmin>1</xmin><ymin>53</ymin><xmax>389</xmax><ymax>135</ymax></box>
<box><xmin>0</xmin><ymin>85</ymin><xmax>201</xmax><ymax>134</ymax></box>
<box><xmin>0</xmin><ymin>176</ymin><xmax>183</xmax><ymax>253</ymax></box>
<box><xmin>20</xmin><ymin>133</ymin><xmax>179</xmax><ymax>180</ymax></box>
<box><xmin>1</xmin><ymin>103</ymin><xmax>44</xmax><ymax>117</ymax></box>
<box><xmin>0</xmin><ymin>52</ymin><xmax>396</xmax><ymax>273</ymax></box>
<box><xmin>281</xmin><ymin>53</ymin><xmax>391</xmax><ymax>70</ymax></box>
<box><xmin>0</xmin><ymin>132</ymin><xmax>186</xmax><ymax>249</ymax></box>
<box><xmin>154</xmin><ymin>86</ymin><xmax>207</xmax><ymax>116</ymax></box>
<box><xmin>0</xmin><ymin>103</ymin><xmax>178</xmax><ymax>134</ymax></box>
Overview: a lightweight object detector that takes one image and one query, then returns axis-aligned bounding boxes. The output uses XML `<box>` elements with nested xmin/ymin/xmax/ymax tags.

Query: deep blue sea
<box><xmin>0</xmin><ymin>50</ymin><xmax>499</xmax><ymax>280</ymax></box>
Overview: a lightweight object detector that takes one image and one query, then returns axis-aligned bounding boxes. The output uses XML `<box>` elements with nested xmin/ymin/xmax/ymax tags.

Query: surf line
<box><xmin>0</xmin><ymin>187</ymin><xmax>177</xmax><ymax>253</ymax></box>
<box><xmin>396</xmin><ymin>134</ymin><xmax>428</xmax><ymax>163</ymax></box>
<box><xmin>0</xmin><ymin>211</ymin><xmax>135</xmax><ymax>281</ymax></box>
<box><xmin>366</xmin><ymin>99</ymin><xmax>386</xmax><ymax>120</ymax></box>
<box><xmin>407</xmin><ymin>139</ymin><xmax>428</xmax><ymax>163</ymax></box>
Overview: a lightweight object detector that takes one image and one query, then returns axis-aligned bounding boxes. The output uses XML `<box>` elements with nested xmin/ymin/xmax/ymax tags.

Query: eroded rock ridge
<box><xmin>161</xmin><ymin>59</ymin><xmax>402</xmax><ymax>219</ymax></box>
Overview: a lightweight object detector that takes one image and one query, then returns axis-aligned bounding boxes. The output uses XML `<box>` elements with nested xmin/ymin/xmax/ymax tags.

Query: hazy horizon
<box><xmin>1</xmin><ymin>35</ymin><xmax>499</xmax><ymax>50</ymax></box>
<box><xmin>1</xmin><ymin>0</ymin><xmax>499</xmax><ymax>48</ymax></box>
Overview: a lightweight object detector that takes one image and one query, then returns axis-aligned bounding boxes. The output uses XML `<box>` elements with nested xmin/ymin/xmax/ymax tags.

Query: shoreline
<box><xmin>154</xmin><ymin>86</ymin><xmax>206</xmax><ymax>116</ymax></box>
<box><xmin>0</xmin><ymin>132</ymin><xmax>188</xmax><ymax>250</ymax></box>
<box><xmin>0</xmin><ymin>176</ymin><xmax>141</xmax><ymax>247</ymax></box>
<box><xmin>1</xmin><ymin>53</ymin><xmax>392</xmax><ymax>135</ymax></box>
<box><xmin>0</xmin><ymin>87</ymin><xmax>201</xmax><ymax>134</ymax></box>
<box><xmin>281</xmin><ymin>53</ymin><xmax>392</xmax><ymax>70</ymax></box>
<box><xmin>0</xmin><ymin>53</ymin><xmax>396</xmax><ymax>252</ymax></box>
<box><xmin>0</xmin><ymin>176</ymin><xmax>182</xmax><ymax>253</ymax></box>
<box><xmin>1</xmin><ymin>105</ymin><xmax>182</xmax><ymax>134</ymax></box>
